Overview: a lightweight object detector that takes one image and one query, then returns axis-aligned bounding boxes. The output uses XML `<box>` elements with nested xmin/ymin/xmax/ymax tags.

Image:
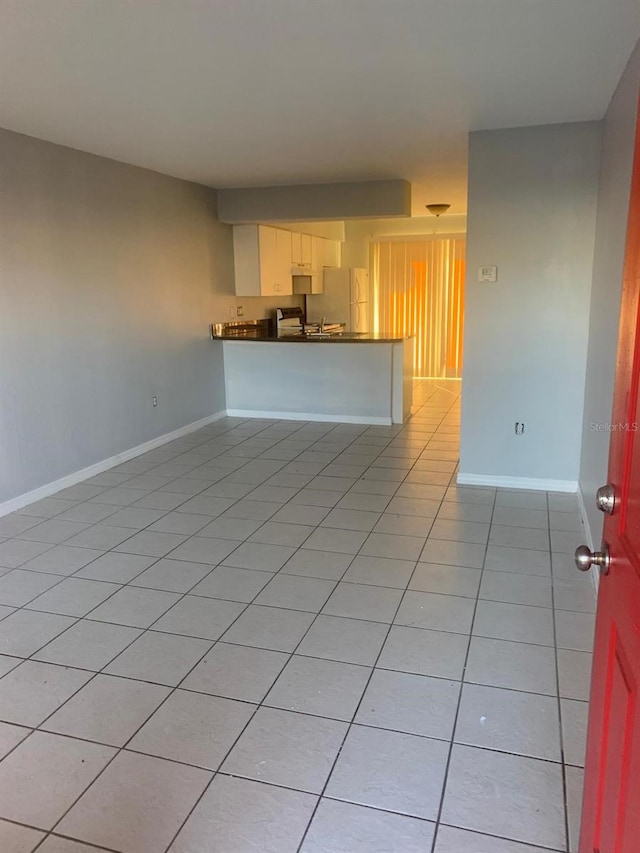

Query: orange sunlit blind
<box><xmin>371</xmin><ymin>239</ymin><xmax>465</xmax><ymax>378</ymax></box>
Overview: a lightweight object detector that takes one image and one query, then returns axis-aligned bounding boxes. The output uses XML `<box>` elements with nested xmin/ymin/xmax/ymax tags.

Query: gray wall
<box><xmin>579</xmin><ymin>41</ymin><xmax>640</xmax><ymax>543</ymax></box>
<box><xmin>460</xmin><ymin>122</ymin><xmax>602</xmax><ymax>485</ymax></box>
<box><xmin>0</xmin><ymin>128</ymin><xmax>235</xmax><ymax>506</ymax></box>
<box><xmin>217</xmin><ymin>180</ymin><xmax>411</xmax><ymax>223</ymax></box>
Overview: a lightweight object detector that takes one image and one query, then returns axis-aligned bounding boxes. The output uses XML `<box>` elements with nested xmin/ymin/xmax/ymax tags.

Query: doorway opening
<box><xmin>370</xmin><ymin>237</ymin><xmax>466</xmax><ymax>378</ymax></box>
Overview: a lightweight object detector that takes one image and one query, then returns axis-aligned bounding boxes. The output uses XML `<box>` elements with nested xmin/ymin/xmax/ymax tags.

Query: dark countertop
<box><xmin>212</xmin><ymin>331</ymin><xmax>409</xmax><ymax>343</ymax></box>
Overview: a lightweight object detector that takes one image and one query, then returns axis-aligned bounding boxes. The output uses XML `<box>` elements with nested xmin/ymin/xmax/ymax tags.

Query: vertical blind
<box><xmin>371</xmin><ymin>238</ymin><xmax>466</xmax><ymax>378</ymax></box>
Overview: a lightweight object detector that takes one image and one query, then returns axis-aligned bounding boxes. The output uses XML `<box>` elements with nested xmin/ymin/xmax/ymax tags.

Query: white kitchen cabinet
<box><xmin>290</xmin><ymin>231</ymin><xmax>302</xmax><ymax>266</ymax></box>
<box><xmin>291</xmin><ymin>232</ymin><xmax>314</xmax><ymax>269</ymax></box>
<box><xmin>291</xmin><ymin>232</ymin><xmax>341</xmax><ymax>271</ymax></box>
<box><xmin>301</xmin><ymin>233</ymin><xmax>313</xmax><ymax>266</ymax></box>
<box><xmin>233</xmin><ymin>225</ymin><xmax>293</xmax><ymax>296</ymax></box>
<box><xmin>275</xmin><ymin>228</ymin><xmax>293</xmax><ymax>293</ymax></box>
<box><xmin>317</xmin><ymin>237</ymin><xmax>341</xmax><ymax>269</ymax></box>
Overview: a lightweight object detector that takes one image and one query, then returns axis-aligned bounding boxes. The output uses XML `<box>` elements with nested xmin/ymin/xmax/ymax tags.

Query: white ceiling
<box><xmin>1</xmin><ymin>0</ymin><xmax>639</xmax><ymax>215</ymax></box>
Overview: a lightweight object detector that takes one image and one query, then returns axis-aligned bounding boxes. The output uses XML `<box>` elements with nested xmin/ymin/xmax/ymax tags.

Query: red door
<box><xmin>579</xmin><ymin>92</ymin><xmax>640</xmax><ymax>852</ymax></box>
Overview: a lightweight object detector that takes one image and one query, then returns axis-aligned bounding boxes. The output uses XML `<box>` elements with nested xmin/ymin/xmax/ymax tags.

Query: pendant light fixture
<box><xmin>426</xmin><ymin>203</ymin><xmax>451</xmax><ymax>234</ymax></box>
<box><xmin>425</xmin><ymin>203</ymin><xmax>451</xmax><ymax>217</ymax></box>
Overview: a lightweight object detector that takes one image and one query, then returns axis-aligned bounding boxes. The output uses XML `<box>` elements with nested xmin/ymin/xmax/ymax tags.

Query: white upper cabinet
<box><xmin>290</xmin><ymin>231</ymin><xmax>302</xmax><ymax>266</ymax></box>
<box><xmin>301</xmin><ymin>233</ymin><xmax>313</xmax><ymax>266</ymax></box>
<box><xmin>233</xmin><ymin>225</ymin><xmax>341</xmax><ymax>295</ymax></box>
<box><xmin>274</xmin><ymin>228</ymin><xmax>293</xmax><ymax>293</ymax></box>
<box><xmin>291</xmin><ymin>232</ymin><xmax>314</xmax><ymax>269</ymax></box>
<box><xmin>233</xmin><ymin>225</ymin><xmax>293</xmax><ymax>296</ymax></box>
<box><xmin>317</xmin><ymin>237</ymin><xmax>341</xmax><ymax>269</ymax></box>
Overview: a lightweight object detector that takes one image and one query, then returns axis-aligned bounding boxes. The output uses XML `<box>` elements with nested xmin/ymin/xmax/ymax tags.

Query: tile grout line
<box><xmin>6</xmin><ymin>417</ymin><xmax>358</xmax><ymax>851</ymax></box>
<box><xmin>1</xmin><ymin>405</ymin><xmax>410</xmax><ymax>655</ymax></box>
<box><xmin>0</xmin><ymin>542</ymin><xmax>593</xmax><ymax>620</ymax></box>
<box><xmin>155</xmin><ymin>407</ymin><xmax>424</xmax><ymax>851</ymax></box>
<box><xmin>161</xmin><ymin>385</ymin><xmax>459</xmax><ymax>852</ymax></box>
<box><xmin>294</xmin><ymin>389</ymin><xmax>461</xmax><ymax>852</ymax></box>
<box><xmin>50</xmin><ymin>415</ymin><xmax>395</xmax><ymax>853</ymax></box>
<box><xmin>547</xmin><ymin>488</ymin><xmax>573</xmax><ymax>853</ymax></box>
<box><xmin>428</xmin><ymin>425</ymin><xmax>498</xmax><ymax>853</ymax></box>
<box><xmin>0</xmin><ymin>622</ymin><xmax>592</xmax><ymax>710</ymax></box>
<box><xmin>0</xmin><ymin>416</ymin><xmax>392</xmax><ymax>668</ymax></box>
<box><xmin>158</xmin><ymin>578</ymin><xmax>348</xmax><ymax>851</ymax></box>
<box><xmin>0</xmin><ymin>383</ymin><xmax>587</xmax><ymax>851</ymax></box>
<box><xmin>35</xmin><ymin>539</ymin><xmax>283</xmax><ymax>852</ymax></box>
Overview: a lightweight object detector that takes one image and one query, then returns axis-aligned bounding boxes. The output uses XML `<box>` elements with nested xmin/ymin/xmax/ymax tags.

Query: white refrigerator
<box><xmin>308</xmin><ymin>268</ymin><xmax>369</xmax><ymax>334</ymax></box>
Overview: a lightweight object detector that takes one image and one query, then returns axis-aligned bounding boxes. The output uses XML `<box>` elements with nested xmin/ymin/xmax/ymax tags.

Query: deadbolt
<box><xmin>575</xmin><ymin>542</ymin><xmax>610</xmax><ymax>575</ymax></box>
<box><xmin>596</xmin><ymin>483</ymin><xmax>615</xmax><ymax>515</ymax></box>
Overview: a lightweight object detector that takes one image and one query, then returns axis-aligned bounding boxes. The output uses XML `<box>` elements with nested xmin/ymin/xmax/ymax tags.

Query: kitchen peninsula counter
<box><xmin>216</xmin><ymin>333</ymin><xmax>414</xmax><ymax>425</ymax></box>
<box><xmin>212</xmin><ymin>330</ymin><xmax>408</xmax><ymax>343</ymax></box>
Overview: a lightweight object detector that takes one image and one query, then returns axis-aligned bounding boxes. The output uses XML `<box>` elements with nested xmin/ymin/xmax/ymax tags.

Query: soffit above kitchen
<box><xmin>1</xmin><ymin>0</ymin><xmax>638</xmax><ymax>216</ymax></box>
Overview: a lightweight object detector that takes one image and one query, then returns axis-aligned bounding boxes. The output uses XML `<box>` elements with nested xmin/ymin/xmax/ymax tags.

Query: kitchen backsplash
<box><xmin>216</xmin><ymin>294</ymin><xmax>304</xmax><ymax>323</ymax></box>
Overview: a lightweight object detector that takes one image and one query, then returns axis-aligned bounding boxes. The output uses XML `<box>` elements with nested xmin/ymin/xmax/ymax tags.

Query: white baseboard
<box><xmin>225</xmin><ymin>408</ymin><xmax>392</xmax><ymax>426</ymax></box>
<box><xmin>0</xmin><ymin>411</ymin><xmax>227</xmax><ymax>519</ymax></box>
<box><xmin>456</xmin><ymin>473</ymin><xmax>578</xmax><ymax>493</ymax></box>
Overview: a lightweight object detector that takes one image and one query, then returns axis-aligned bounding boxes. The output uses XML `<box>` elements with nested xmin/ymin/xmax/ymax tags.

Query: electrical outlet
<box><xmin>236</xmin><ymin>305</ymin><xmax>244</xmax><ymax>317</ymax></box>
<box><xmin>152</xmin><ymin>396</ymin><xmax>158</xmax><ymax>408</ymax></box>
<box><xmin>515</xmin><ymin>422</ymin><xmax>525</xmax><ymax>435</ymax></box>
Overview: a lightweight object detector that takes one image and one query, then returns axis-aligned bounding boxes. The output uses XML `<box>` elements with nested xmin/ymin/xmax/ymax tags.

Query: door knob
<box><xmin>596</xmin><ymin>483</ymin><xmax>615</xmax><ymax>514</ymax></box>
<box><xmin>575</xmin><ymin>542</ymin><xmax>610</xmax><ymax>575</ymax></box>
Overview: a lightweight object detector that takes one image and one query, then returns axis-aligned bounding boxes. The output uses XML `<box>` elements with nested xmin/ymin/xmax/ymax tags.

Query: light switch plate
<box><xmin>478</xmin><ymin>266</ymin><xmax>498</xmax><ymax>282</ymax></box>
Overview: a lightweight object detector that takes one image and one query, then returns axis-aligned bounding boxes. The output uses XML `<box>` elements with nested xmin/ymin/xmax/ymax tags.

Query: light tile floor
<box><xmin>0</xmin><ymin>379</ymin><xmax>595</xmax><ymax>852</ymax></box>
